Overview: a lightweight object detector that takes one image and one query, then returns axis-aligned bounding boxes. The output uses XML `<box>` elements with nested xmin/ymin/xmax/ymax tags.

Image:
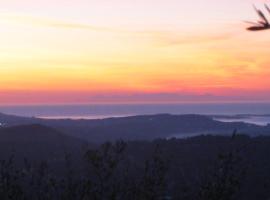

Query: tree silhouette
<box><xmin>246</xmin><ymin>4</ymin><xmax>270</xmax><ymax>31</ymax></box>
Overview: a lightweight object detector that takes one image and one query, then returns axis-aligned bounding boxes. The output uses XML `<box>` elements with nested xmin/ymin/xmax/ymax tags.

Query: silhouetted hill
<box><xmin>0</xmin><ymin>124</ymin><xmax>86</xmax><ymax>161</ymax></box>
<box><xmin>0</xmin><ymin>112</ymin><xmax>270</xmax><ymax>143</ymax></box>
<box><xmin>0</xmin><ymin>112</ymin><xmax>35</xmax><ymax>126</ymax></box>
<box><xmin>39</xmin><ymin>114</ymin><xmax>270</xmax><ymax>142</ymax></box>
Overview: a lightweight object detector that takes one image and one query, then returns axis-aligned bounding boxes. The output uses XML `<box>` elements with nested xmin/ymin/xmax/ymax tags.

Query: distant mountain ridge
<box><xmin>1</xmin><ymin>112</ymin><xmax>270</xmax><ymax>143</ymax></box>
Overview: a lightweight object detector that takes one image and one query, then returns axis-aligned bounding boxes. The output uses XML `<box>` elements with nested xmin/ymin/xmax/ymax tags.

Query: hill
<box><xmin>1</xmin><ymin>112</ymin><xmax>270</xmax><ymax>143</ymax></box>
<box><xmin>0</xmin><ymin>124</ymin><xmax>86</xmax><ymax>161</ymax></box>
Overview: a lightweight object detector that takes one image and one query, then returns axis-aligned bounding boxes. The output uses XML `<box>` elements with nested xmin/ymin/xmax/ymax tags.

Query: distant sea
<box><xmin>1</xmin><ymin>103</ymin><xmax>270</xmax><ymax>125</ymax></box>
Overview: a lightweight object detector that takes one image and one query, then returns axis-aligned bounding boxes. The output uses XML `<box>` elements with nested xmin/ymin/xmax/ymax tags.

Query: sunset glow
<box><xmin>0</xmin><ymin>0</ymin><xmax>270</xmax><ymax>104</ymax></box>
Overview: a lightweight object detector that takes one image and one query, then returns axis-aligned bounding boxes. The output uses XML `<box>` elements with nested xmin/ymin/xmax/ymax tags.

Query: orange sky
<box><xmin>0</xmin><ymin>0</ymin><xmax>270</xmax><ymax>104</ymax></box>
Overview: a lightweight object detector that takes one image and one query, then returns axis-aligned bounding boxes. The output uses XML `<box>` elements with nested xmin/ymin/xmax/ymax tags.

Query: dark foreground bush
<box><xmin>0</xmin><ymin>141</ymin><xmax>169</xmax><ymax>200</ymax></box>
<box><xmin>1</xmin><ymin>135</ymin><xmax>269</xmax><ymax>200</ymax></box>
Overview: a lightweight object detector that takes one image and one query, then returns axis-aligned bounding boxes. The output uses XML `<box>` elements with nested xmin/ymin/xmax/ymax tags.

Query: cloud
<box><xmin>0</xmin><ymin>14</ymin><xmax>121</xmax><ymax>32</ymax></box>
<box><xmin>152</xmin><ymin>32</ymin><xmax>235</xmax><ymax>46</ymax></box>
<box><xmin>0</xmin><ymin>13</ymin><xmax>237</xmax><ymax>46</ymax></box>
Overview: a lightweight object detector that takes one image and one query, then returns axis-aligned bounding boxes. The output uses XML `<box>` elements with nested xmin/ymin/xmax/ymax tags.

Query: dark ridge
<box><xmin>0</xmin><ymin>123</ymin><xmax>87</xmax><ymax>161</ymax></box>
<box><xmin>0</xmin><ymin>112</ymin><xmax>270</xmax><ymax>143</ymax></box>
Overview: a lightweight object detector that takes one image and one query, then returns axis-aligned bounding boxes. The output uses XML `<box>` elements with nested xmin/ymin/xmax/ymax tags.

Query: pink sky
<box><xmin>0</xmin><ymin>0</ymin><xmax>270</xmax><ymax>104</ymax></box>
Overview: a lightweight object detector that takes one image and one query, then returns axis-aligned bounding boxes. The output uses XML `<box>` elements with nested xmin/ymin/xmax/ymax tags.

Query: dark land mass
<box><xmin>1</xmin><ymin>112</ymin><xmax>270</xmax><ymax>143</ymax></box>
<box><xmin>0</xmin><ymin>122</ymin><xmax>269</xmax><ymax>199</ymax></box>
<box><xmin>0</xmin><ymin>112</ymin><xmax>270</xmax><ymax>199</ymax></box>
<box><xmin>0</xmin><ymin>124</ymin><xmax>87</xmax><ymax>168</ymax></box>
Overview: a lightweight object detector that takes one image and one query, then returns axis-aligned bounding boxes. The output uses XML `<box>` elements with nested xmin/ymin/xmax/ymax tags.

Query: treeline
<box><xmin>1</xmin><ymin>141</ymin><xmax>167</xmax><ymax>200</ymax></box>
<box><xmin>1</xmin><ymin>135</ymin><xmax>270</xmax><ymax>199</ymax></box>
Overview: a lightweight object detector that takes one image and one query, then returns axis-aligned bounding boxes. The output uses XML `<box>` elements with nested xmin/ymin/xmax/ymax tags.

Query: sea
<box><xmin>1</xmin><ymin>103</ymin><xmax>270</xmax><ymax>126</ymax></box>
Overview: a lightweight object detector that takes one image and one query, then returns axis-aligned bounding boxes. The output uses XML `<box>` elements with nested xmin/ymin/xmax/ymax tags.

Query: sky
<box><xmin>0</xmin><ymin>0</ymin><xmax>270</xmax><ymax>104</ymax></box>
